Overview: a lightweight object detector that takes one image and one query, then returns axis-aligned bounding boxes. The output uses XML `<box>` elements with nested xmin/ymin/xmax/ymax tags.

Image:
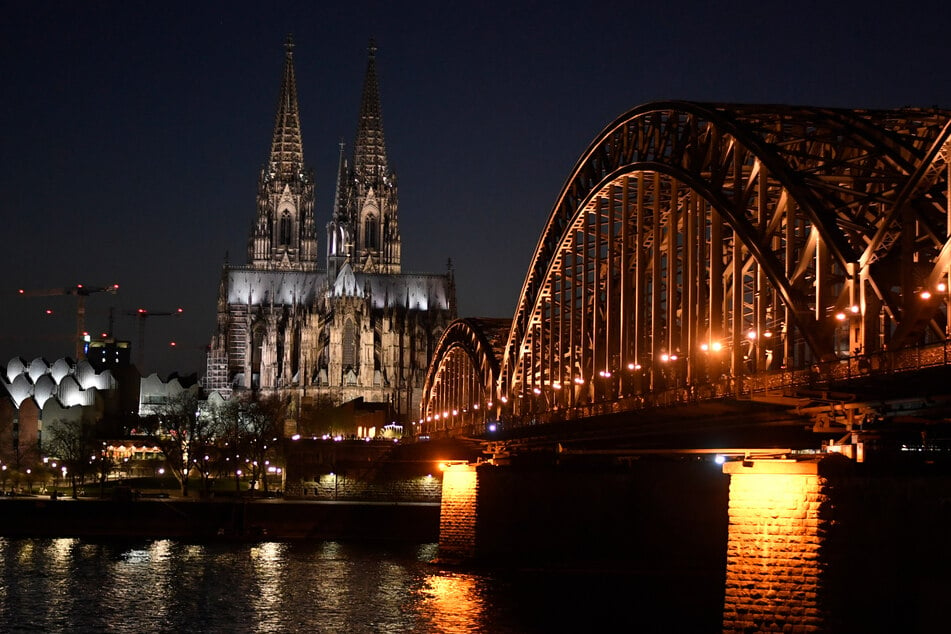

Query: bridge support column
<box><xmin>722</xmin><ymin>454</ymin><xmax>951</xmax><ymax>631</ymax></box>
<box><xmin>721</xmin><ymin>458</ymin><xmax>830</xmax><ymax>632</ymax></box>
<box><xmin>436</xmin><ymin>463</ymin><xmax>479</xmax><ymax>563</ymax></box>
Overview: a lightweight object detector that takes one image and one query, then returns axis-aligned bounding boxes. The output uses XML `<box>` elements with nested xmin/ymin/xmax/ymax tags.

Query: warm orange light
<box><xmin>712</xmin><ymin>341</ymin><xmax>722</xmax><ymax>352</ymax></box>
<box><xmin>835</xmin><ymin>312</ymin><xmax>846</xmax><ymax>321</ymax></box>
<box><xmin>700</xmin><ymin>343</ymin><xmax>709</xmax><ymax>351</ymax></box>
<box><xmin>722</xmin><ymin>461</ymin><xmax>825</xmax><ymax>630</ymax></box>
<box><xmin>921</xmin><ymin>290</ymin><xmax>933</xmax><ymax>300</ymax></box>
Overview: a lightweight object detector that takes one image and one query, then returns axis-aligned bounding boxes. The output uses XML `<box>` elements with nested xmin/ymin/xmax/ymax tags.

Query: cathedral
<box><xmin>205</xmin><ymin>38</ymin><xmax>456</xmax><ymax>421</ymax></box>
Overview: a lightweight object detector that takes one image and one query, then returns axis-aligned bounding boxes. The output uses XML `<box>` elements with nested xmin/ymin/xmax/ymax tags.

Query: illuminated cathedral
<box><xmin>206</xmin><ymin>38</ymin><xmax>456</xmax><ymax>419</ymax></box>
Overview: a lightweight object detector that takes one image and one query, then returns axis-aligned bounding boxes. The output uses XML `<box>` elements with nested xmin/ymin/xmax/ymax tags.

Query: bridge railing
<box><xmin>493</xmin><ymin>340</ymin><xmax>951</xmax><ymax>430</ymax></box>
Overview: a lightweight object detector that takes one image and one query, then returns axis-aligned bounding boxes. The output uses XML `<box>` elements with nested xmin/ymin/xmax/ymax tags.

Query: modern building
<box><xmin>206</xmin><ymin>38</ymin><xmax>456</xmax><ymax>423</ymax></box>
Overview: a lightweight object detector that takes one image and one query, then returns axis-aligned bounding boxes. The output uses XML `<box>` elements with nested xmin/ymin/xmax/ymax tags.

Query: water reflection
<box><xmin>250</xmin><ymin>542</ymin><xmax>286</xmax><ymax>631</ymax></box>
<box><xmin>0</xmin><ymin>537</ymin><xmax>681</xmax><ymax>632</ymax></box>
<box><xmin>417</xmin><ymin>572</ymin><xmax>485</xmax><ymax>632</ymax></box>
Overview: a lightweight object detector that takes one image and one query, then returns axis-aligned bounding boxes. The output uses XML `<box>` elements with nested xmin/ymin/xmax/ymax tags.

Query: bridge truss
<box><xmin>421</xmin><ymin>102</ymin><xmax>951</xmax><ymax>433</ymax></box>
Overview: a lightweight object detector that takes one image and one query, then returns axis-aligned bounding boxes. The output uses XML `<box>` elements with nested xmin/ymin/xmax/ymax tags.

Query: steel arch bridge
<box><xmin>420</xmin><ymin>101</ymin><xmax>951</xmax><ymax>435</ymax></box>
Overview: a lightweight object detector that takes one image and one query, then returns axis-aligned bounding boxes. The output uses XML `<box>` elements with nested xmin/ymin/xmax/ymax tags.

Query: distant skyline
<box><xmin>4</xmin><ymin>1</ymin><xmax>951</xmax><ymax>377</ymax></box>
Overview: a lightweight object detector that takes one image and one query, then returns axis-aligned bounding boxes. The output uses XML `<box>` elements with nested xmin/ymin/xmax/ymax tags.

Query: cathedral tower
<box><xmin>327</xmin><ymin>40</ymin><xmax>401</xmax><ymax>276</ymax></box>
<box><xmin>209</xmin><ymin>38</ymin><xmax>455</xmax><ymax>422</ymax></box>
<box><xmin>249</xmin><ymin>36</ymin><xmax>318</xmax><ymax>270</ymax></box>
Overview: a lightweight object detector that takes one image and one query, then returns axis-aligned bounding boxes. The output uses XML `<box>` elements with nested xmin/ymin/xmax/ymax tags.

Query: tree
<box><xmin>90</xmin><ymin>447</ymin><xmax>117</xmax><ymax>499</ymax></box>
<box><xmin>209</xmin><ymin>399</ymin><xmax>246</xmax><ymax>494</ymax></box>
<box><xmin>242</xmin><ymin>395</ymin><xmax>286</xmax><ymax>493</ymax></box>
<box><xmin>140</xmin><ymin>391</ymin><xmax>216</xmax><ymax>497</ymax></box>
<box><xmin>44</xmin><ymin>418</ymin><xmax>95</xmax><ymax>499</ymax></box>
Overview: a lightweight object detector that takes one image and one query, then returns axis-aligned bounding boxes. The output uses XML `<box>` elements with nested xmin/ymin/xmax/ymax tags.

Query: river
<box><xmin>0</xmin><ymin>537</ymin><xmax>720</xmax><ymax>632</ymax></box>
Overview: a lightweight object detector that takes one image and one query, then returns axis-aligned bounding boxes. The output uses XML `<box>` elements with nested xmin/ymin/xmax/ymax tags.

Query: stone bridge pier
<box><xmin>438</xmin><ymin>454</ymin><xmax>951</xmax><ymax>631</ymax></box>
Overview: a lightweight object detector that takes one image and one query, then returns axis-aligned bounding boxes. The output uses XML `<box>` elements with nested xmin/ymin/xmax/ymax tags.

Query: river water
<box><xmin>0</xmin><ymin>537</ymin><xmax>721</xmax><ymax>632</ymax></box>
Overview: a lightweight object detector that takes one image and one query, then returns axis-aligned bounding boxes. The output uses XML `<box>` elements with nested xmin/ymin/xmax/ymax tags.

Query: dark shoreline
<box><xmin>0</xmin><ymin>498</ymin><xmax>440</xmax><ymax>542</ymax></box>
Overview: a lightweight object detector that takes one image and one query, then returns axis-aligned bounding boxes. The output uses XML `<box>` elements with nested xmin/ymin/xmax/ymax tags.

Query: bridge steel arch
<box><xmin>494</xmin><ymin>101</ymin><xmax>951</xmax><ymax>418</ymax></box>
<box><xmin>419</xmin><ymin>318</ymin><xmax>511</xmax><ymax>436</ymax></box>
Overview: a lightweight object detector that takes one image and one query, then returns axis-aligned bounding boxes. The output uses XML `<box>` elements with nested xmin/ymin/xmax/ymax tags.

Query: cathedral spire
<box><xmin>353</xmin><ymin>39</ymin><xmax>388</xmax><ymax>181</ymax></box>
<box><xmin>268</xmin><ymin>34</ymin><xmax>304</xmax><ymax>178</ymax></box>
<box><xmin>332</xmin><ymin>139</ymin><xmax>346</xmax><ymax>219</ymax></box>
<box><xmin>249</xmin><ymin>35</ymin><xmax>317</xmax><ymax>271</ymax></box>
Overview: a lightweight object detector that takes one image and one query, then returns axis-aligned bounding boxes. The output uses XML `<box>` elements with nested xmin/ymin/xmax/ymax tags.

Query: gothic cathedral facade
<box><xmin>206</xmin><ymin>39</ymin><xmax>456</xmax><ymax>420</ymax></box>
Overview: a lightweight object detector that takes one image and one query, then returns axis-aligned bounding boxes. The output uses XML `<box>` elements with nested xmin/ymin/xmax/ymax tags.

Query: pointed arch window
<box><xmin>343</xmin><ymin>319</ymin><xmax>356</xmax><ymax>368</ymax></box>
<box><xmin>364</xmin><ymin>215</ymin><xmax>378</xmax><ymax>250</ymax></box>
<box><xmin>279</xmin><ymin>211</ymin><xmax>292</xmax><ymax>246</ymax></box>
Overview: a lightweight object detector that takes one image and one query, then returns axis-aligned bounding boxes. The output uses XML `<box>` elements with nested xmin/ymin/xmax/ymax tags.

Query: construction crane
<box><xmin>18</xmin><ymin>283</ymin><xmax>120</xmax><ymax>360</ymax></box>
<box><xmin>125</xmin><ymin>307</ymin><xmax>184</xmax><ymax>370</ymax></box>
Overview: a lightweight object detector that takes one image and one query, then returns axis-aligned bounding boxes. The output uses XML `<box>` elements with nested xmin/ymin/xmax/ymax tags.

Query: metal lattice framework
<box><xmin>423</xmin><ymin>101</ymin><xmax>951</xmax><ymax>428</ymax></box>
<box><xmin>420</xmin><ymin>318</ymin><xmax>510</xmax><ymax>434</ymax></box>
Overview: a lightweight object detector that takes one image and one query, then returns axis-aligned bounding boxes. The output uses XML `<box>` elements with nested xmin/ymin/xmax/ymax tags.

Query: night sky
<box><xmin>4</xmin><ymin>1</ymin><xmax>951</xmax><ymax>378</ymax></box>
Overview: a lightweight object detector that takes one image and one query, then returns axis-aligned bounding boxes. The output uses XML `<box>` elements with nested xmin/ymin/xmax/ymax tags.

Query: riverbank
<box><xmin>0</xmin><ymin>497</ymin><xmax>440</xmax><ymax>541</ymax></box>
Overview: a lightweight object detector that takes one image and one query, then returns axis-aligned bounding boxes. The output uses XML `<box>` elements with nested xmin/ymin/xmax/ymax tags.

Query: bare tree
<box><xmin>140</xmin><ymin>391</ymin><xmax>216</xmax><ymax>497</ymax></box>
<box><xmin>242</xmin><ymin>395</ymin><xmax>285</xmax><ymax>493</ymax></box>
<box><xmin>209</xmin><ymin>399</ymin><xmax>246</xmax><ymax>494</ymax></box>
<box><xmin>43</xmin><ymin>418</ymin><xmax>95</xmax><ymax>499</ymax></box>
<box><xmin>90</xmin><ymin>448</ymin><xmax>117</xmax><ymax>499</ymax></box>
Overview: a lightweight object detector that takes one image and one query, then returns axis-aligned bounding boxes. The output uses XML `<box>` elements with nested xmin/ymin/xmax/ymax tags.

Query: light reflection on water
<box><xmin>0</xmin><ymin>537</ymin><xmax>714</xmax><ymax>632</ymax></box>
<box><xmin>417</xmin><ymin>572</ymin><xmax>486</xmax><ymax>633</ymax></box>
<box><xmin>0</xmin><ymin>538</ymin><xmax>485</xmax><ymax>633</ymax></box>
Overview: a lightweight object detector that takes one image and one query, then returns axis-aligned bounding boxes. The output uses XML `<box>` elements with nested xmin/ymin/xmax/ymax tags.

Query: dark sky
<box><xmin>4</xmin><ymin>0</ymin><xmax>951</xmax><ymax>378</ymax></box>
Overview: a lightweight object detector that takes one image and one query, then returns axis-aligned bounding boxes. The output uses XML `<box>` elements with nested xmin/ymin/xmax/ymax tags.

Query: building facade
<box><xmin>206</xmin><ymin>39</ymin><xmax>456</xmax><ymax>420</ymax></box>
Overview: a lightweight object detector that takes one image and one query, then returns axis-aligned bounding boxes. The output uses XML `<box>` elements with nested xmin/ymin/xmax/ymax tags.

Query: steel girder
<box><xmin>419</xmin><ymin>318</ymin><xmax>510</xmax><ymax>434</ymax></box>
<box><xmin>497</xmin><ymin>101</ymin><xmax>951</xmax><ymax>415</ymax></box>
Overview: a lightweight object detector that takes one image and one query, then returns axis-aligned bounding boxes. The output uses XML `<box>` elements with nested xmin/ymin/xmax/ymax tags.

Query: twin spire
<box><xmin>256</xmin><ymin>36</ymin><xmax>397</xmax><ymax>273</ymax></box>
<box><xmin>268</xmin><ymin>36</ymin><xmax>388</xmax><ymax>184</ymax></box>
